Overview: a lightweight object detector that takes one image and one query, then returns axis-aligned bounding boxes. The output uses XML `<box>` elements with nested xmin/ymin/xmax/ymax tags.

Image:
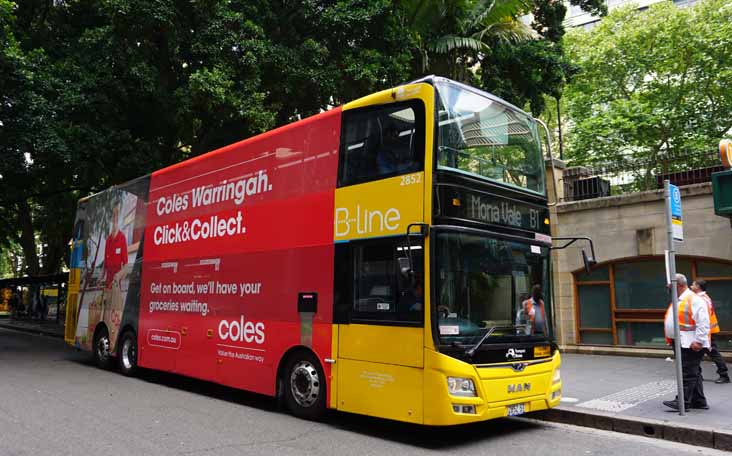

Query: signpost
<box><xmin>670</xmin><ymin>184</ymin><xmax>683</xmax><ymax>242</ymax></box>
<box><xmin>664</xmin><ymin>181</ymin><xmax>685</xmax><ymax>415</ymax></box>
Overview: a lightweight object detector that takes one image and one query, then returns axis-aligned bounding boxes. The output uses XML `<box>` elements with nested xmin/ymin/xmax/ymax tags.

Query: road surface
<box><xmin>0</xmin><ymin>327</ymin><xmax>725</xmax><ymax>455</ymax></box>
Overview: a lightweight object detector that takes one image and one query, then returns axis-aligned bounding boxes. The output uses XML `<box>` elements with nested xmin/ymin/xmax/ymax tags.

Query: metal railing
<box><xmin>561</xmin><ymin>151</ymin><xmax>723</xmax><ymax>202</ymax></box>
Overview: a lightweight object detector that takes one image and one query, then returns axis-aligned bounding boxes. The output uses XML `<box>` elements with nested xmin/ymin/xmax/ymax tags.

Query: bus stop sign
<box><xmin>670</xmin><ymin>184</ymin><xmax>683</xmax><ymax>241</ymax></box>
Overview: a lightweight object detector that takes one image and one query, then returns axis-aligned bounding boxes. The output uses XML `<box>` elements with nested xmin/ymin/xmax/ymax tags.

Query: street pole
<box><xmin>664</xmin><ymin>180</ymin><xmax>685</xmax><ymax>416</ymax></box>
<box><xmin>555</xmin><ymin>96</ymin><xmax>564</xmax><ymax>160</ymax></box>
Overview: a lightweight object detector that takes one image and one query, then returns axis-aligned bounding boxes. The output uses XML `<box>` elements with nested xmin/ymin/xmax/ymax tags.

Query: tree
<box><xmin>564</xmin><ymin>0</ymin><xmax>732</xmax><ymax>165</ymax></box>
<box><xmin>404</xmin><ymin>0</ymin><xmax>538</xmax><ymax>82</ymax></box>
<box><xmin>0</xmin><ymin>240</ymin><xmax>24</xmax><ymax>279</ymax></box>
<box><xmin>0</xmin><ymin>0</ymin><xmax>415</xmax><ymax>276</ymax></box>
<box><xmin>0</xmin><ymin>0</ymin><xmax>68</xmax><ymax>276</ymax></box>
<box><xmin>479</xmin><ymin>0</ymin><xmax>605</xmax><ymax>117</ymax></box>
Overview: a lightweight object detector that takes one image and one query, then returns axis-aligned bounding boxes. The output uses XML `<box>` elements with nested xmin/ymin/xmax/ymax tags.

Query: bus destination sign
<box><xmin>438</xmin><ymin>186</ymin><xmax>550</xmax><ymax>235</ymax></box>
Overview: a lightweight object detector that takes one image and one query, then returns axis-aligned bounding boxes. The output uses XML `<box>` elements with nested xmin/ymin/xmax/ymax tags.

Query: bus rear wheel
<box><xmin>118</xmin><ymin>330</ymin><xmax>138</xmax><ymax>376</ymax></box>
<box><xmin>284</xmin><ymin>351</ymin><xmax>326</xmax><ymax>420</ymax></box>
<box><xmin>93</xmin><ymin>326</ymin><xmax>114</xmax><ymax>369</ymax></box>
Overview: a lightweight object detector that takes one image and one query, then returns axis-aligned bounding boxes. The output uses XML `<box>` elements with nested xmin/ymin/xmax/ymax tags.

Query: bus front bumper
<box><xmin>423</xmin><ymin>350</ymin><xmax>562</xmax><ymax>426</ymax></box>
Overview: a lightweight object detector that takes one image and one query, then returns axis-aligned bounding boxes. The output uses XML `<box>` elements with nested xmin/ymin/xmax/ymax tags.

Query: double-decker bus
<box><xmin>65</xmin><ymin>76</ymin><xmax>564</xmax><ymax>425</ymax></box>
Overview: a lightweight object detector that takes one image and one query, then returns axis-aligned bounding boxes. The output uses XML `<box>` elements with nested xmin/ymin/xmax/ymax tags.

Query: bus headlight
<box><xmin>447</xmin><ymin>377</ymin><xmax>477</xmax><ymax>397</ymax></box>
<box><xmin>552</xmin><ymin>369</ymin><xmax>561</xmax><ymax>385</ymax></box>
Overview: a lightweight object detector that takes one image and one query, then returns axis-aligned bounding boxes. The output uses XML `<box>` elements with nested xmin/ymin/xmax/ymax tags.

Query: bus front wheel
<box><xmin>118</xmin><ymin>330</ymin><xmax>138</xmax><ymax>376</ymax></box>
<box><xmin>284</xmin><ymin>351</ymin><xmax>326</xmax><ymax>420</ymax></box>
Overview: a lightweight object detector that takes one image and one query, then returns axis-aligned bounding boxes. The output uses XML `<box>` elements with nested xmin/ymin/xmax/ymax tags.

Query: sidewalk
<box><xmin>0</xmin><ymin>317</ymin><xmax>65</xmax><ymax>338</ymax></box>
<box><xmin>530</xmin><ymin>353</ymin><xmax>732</xmax><ymax>450</ymax></box>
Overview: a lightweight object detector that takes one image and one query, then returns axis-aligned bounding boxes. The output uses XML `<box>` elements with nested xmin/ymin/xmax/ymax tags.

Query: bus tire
<box><xmin>92</xmin><ymin>326</ymin><xmax>114</xmax><ymax>370</ymax></box>
<box><xmin>117</xmin><ymin>330</ymin><xmax>138</xmax><ymax>376</ymax></box>
<box><xmin>283</xmin><ymin>351</ymin><xmax>326</xmax><ymax>420</ymax></box>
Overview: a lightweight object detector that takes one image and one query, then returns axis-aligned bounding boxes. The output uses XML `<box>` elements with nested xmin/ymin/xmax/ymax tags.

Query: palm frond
<box><xmin>476</xmin><ymin>18</ymin><xmax>538</xmax><ymax>44</ymax></box>
<box><xmin>429</xmin><ymin>35</ymin><xmax>488</xmax><ymax>54</ymax></box>
<box><xmin>471</xmin><ymin>0</ymin><xmax>533</xmax><ymax>30</ymax></box>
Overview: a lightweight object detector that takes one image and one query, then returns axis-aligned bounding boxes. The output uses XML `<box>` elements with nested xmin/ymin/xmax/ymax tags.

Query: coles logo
<box><xmin>218</xmin><ymin>316</ymin><xmax>265</xmax><ymax>344</ymax></box>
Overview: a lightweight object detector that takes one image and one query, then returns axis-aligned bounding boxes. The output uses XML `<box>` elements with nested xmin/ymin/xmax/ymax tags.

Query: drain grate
<box><xmin>576</xmin><ymin>380</ymin><xmax>677</xmax><ymax>413</ymax></box>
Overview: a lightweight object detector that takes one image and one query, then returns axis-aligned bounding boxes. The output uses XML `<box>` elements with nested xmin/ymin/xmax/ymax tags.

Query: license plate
<box><xmin>507</xmin><ymin>403</ymin><xmax>526</xmax><ymax>416</ymax></box>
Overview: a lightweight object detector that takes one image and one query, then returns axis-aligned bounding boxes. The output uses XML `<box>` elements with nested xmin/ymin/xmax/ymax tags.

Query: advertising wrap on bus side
<box><xmin>69</xmin><ymin>108</ymin><xmax>343</xmax><ymax>400</ymax></box>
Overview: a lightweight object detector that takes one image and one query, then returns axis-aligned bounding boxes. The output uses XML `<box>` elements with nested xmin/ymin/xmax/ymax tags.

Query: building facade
<box><xmin>547</xmin><ymin>159</ymin><xmax>732</xmax><ymax>353</ymax></box>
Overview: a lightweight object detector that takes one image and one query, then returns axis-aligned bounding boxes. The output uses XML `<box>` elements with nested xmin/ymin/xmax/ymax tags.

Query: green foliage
<box><xmin>0</xmin><ymin>0</ymin><xmax>606</xmax><ymax>275</ymax></box>
<box><xmin>564</xmin><ymin>0</ymin><xmax>732</xmax><ymax>164</ymax></box>
<box><xmin>481</xmin><ymin>40</ymin><xmax>575</xmax><ymax>116</ymax></box>
<box><xmin>478</xmin><ymin>0</ymin><xmax>604</xmax><ymax>116</ymax></box>
<box><xmin>0</xmin><ymin>240</ymin><xmax>23</xmax><ymax>279</ymax></box>
<box><xmin>0</xmin><ymin>0</ymin><xmax>413</xmax><ymax>276</ymax></box>
<box><xmin>404</xmin><ymin>0</ymin><xmax>537</xmax><ymax>81</ymax></box>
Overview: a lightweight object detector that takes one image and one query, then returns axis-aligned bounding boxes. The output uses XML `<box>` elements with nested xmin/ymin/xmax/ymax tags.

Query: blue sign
<box><xmin>670</xmin><ymin>184</ymin><xmax>682</xmax><ymax>219</ymax></box>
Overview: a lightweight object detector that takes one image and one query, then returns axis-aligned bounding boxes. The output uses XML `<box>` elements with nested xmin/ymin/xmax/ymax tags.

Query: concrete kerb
<box><xmin>714</xmin><ymin>429</ymin><xmax>732</xmax><ymax>452</ymax></box>
<box><xmin>528</xmin><ymin>406</ymin><xmax>732</xmax><ymax>451</ymax></box>
<box><xmin>0</xmin><ymin>323</ymin><xmax>64</xmax><ymax>339</ymax></box>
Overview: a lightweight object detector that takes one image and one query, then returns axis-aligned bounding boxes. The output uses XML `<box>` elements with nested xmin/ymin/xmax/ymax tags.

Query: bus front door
<box><xmin>336</xmin><ymin>237</ymin><xmax>425</xmax><ymax>424</ymax></box>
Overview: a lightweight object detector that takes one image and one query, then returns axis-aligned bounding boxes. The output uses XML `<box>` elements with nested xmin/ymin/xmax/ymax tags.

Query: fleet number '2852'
<box><xmin>400</xmin><ymin>173</ymin><xmax>422</xmax><ymax>186</ymax></box>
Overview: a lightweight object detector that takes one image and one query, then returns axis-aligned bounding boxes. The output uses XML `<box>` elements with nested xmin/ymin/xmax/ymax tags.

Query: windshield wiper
<box><xmin>464</xmin><ymin>324</ymin><xmax>530</xmax><ymax>358</ymax></box>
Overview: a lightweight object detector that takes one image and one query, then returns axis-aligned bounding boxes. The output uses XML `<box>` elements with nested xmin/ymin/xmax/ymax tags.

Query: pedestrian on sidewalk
<box><xmin>692</xmin><ymin>279</ymin><xmax>730</xmax><ymax>384</ymax></box>
<box><xmin>663</xmin><ymin>273</ymin><xmax>711</xmax><ymax>411</ymax></box>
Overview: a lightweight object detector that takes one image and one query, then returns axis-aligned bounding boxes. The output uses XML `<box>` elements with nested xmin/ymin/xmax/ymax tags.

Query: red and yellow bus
<box><xmin>65</xmin><ymin>76</ymin><xmax>563</xmax><ymax>425</ymax></box>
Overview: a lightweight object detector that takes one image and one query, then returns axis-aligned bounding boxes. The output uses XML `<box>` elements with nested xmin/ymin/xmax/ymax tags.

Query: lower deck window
<box><xmin>575</xmin><ymin>257</ymin><xmax>732</xmax><ymax>349</ymax></box>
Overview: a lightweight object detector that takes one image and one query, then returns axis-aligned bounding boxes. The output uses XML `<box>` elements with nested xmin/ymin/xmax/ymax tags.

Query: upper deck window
<box><xmin>435</xmin><ymin>81</ymin><xmax>545</xmax><ymax>196</ymax></box>
<box><xmin>338</xmin><ymin>100</ymin><xmax>425</xmax><ymax>187</ymax></box>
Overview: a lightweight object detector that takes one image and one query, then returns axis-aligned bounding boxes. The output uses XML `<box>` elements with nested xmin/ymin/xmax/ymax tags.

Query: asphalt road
<box><xmin>0</xmin><ymin>327</ymin><xmax>726</xmax><ymax>456</ymax></box>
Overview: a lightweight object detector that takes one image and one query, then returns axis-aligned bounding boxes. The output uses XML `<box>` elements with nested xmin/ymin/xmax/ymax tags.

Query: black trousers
<box><xmin>681</xmin><ymin>347</ymin><xmax>706</xmax><ymax>406</ymax></box>
<box><xmin>705</xmin><ymin>336</ymin><xmax>729</xmax><ymax>377</ymax></box>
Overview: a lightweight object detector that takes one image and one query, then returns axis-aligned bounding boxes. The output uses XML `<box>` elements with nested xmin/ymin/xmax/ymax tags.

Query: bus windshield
<box><xmin>434</xmin><ymin>231</ymin><xmax>552</xmax><ymax>346</ymax></box>
<box><xmin>435</xmin><ymin>81</ymin><xmax>545</xmax><ymax>195</ymax></box>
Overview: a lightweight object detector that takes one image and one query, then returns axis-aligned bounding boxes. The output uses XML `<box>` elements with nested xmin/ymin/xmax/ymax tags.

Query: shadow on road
<box><xmin>1</xmin><ymin>328</ymin><xmax>538</xmax><ymax>450</ymax></box>
<box><xmin>69</xmin><ymin>355</ymin><xmax>539</xmax><ymax>450</ymax></box>
<box><xmin>321</xmin><ymin>412</ymin><xmax>539</xmax><ymax>449</ymax></box>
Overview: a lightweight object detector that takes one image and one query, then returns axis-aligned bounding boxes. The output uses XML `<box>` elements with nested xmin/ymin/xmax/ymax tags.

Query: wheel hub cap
<box><xmin>122</xmin><ymin>338</ymin><xmax>135</xmax><ymax>369</ymax></box>
<box><xmin>97</xmin><ymin>335</ymin><xmax>110</xmax><ymax>361</ymax></box>
<box><xmin>289</xmin><ymin>361</ymin><xmax>320</xmax><ymax>407</ymax></box>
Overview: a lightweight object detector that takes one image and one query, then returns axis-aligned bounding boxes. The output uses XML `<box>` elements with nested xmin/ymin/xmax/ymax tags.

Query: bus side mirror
<box><xmin>550</xmin><ymin>237</ymin><xmax>598</xmax><ymax>274</ymax></box>
<box><xmin>582</xmin><ymin>249</ymin><xmax>596</xmax><ymax>274</ymax></box>
<box><xmin>403</xmin><ymin>223</ymin><xmax>428</xmax><ymax>284</ymax></box>
<box><xmin>407</xmin><ymin>223</ymin><xmax>428</xmax><ymax>237</ymax></box>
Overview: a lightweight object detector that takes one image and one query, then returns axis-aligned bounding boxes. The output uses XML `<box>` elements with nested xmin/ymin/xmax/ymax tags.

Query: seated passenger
<box><xmin>401</xmin><ymin>280</ymin><xmax>424</xmax><ymax>312</ymax></box>
<box><xmin>377</xmin><ymin>125</ymin><xmax>412</xmax><ymax>175</ymax></box>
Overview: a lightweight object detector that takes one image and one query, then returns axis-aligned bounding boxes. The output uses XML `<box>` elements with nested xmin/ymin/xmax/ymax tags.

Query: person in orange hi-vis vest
<box><xmin>692</xmin><ymin>279</ymin><xmax>730</xmax><ymax>384</ymax></box>
<box><xmin>517</xmin><ymin>285</ymin><xmax>547</xmax><ymax>336</ymax></box>
<box><xmin>662</xmin><ymin>273</ymin><xmax>711</xmax><ymax>411</ymax></box>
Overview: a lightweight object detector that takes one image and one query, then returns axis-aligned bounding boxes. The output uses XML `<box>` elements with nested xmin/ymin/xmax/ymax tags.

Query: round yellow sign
<box><xmin>721</xmin><ymin>139</ymin><xmax>732</xmax><ymax>169</ymax></box>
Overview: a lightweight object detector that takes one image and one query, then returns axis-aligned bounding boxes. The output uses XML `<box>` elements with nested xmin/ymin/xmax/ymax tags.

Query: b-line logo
<box><xmin>334</xmin><ymin>206</ymin><xmax>401</xmax><ymax>237</ymax></box>
<box><xmin>218</xmin><ymin>316</ymin><xmax>265</xmax><ymax>344</ymax></box>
